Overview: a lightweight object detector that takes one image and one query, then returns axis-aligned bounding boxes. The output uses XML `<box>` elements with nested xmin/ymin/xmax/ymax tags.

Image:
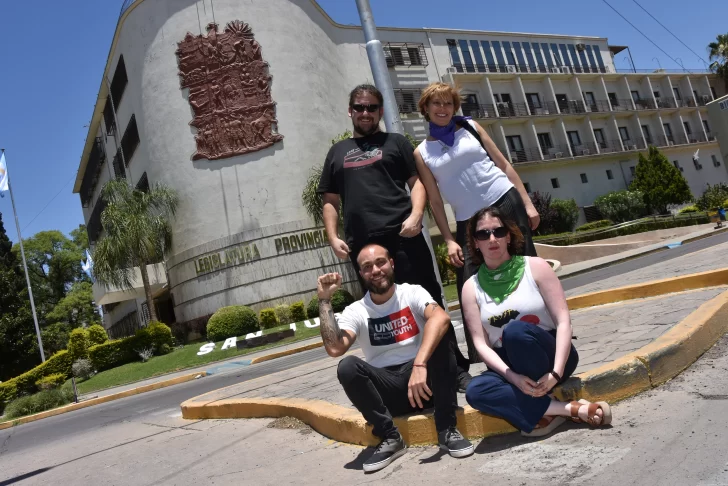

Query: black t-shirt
<box><xmin>318</xmin><ymin>132</ymin><xmax>417</xmax><ymax>247</ymax></box>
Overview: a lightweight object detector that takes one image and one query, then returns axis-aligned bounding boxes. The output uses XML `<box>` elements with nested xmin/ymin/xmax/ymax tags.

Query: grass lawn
<box><xmin>76</xmin><ymin>321</ymin><xmax>321</xmax><ymax>395</ymax></box>
<box><xmin>443</xmin><ymin>283</ymin><xmax>458</xmax><ymax>303</ymax></box>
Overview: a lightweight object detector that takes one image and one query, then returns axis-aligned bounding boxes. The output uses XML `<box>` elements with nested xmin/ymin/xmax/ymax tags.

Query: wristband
<box><xmin>549</xmin><ymin>370</ymin><xmax>562</xmax><ymax>382</ymax></box>
<box><xmin>413</xmin><ymin>363</ymin><xmax>427</xmax><ymax>368</ymax></box>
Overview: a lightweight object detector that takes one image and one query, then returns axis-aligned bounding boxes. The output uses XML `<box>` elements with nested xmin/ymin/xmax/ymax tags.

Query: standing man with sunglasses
<box><xmin>318</xmin><ymin>84</ymin><xmax>472</xmax><ymax>391</ymax></box>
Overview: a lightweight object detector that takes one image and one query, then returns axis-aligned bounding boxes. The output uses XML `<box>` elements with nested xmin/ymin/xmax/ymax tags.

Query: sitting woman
<box><xmin>462</xmin><ymin>207</ymin><xmax>612</xmax><ymax>436</ymax></box>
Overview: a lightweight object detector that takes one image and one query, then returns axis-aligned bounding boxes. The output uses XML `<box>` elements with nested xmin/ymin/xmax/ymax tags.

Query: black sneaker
<box><xmin>438</xmin><ymin>426</ymin><xmax>475</xmax><ymax>458</ymax></box>
<box><xmin>457</xmin><ymin>370</ymin><xmax>473</xmax><ymax>394</ymax></box>
<box><xmin>363</xmin><ymin>432</ymin><xmax>407</xmax><ymax>473</ymax></box>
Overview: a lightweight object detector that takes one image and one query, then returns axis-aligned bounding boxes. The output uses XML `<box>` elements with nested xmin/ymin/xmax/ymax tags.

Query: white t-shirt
<box><xmin>338</xmin><ymin>283</ymin><xmax>435</xmax><ymax>368</ymax></box>
<box><xmin>469</xmin><ymin>257</ymin><xmax>556</xmax><ymax>348</ymax></box>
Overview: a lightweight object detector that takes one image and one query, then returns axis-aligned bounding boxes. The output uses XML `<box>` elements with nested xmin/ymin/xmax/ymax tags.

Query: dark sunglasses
<box><xmin>474</xmin><ymin>227</ymin><xmax>508</xmax><ymax>241</ymax></box>
<box><xmin>351</xmin><ymin>103</ymin><xmax>380</xmax><ymax>113</ymax></box>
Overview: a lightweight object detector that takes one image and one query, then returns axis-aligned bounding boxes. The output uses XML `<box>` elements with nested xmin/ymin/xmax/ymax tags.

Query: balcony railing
<box><xmin>496</xmin><ymin>102</ymin><xmax>530</xmax><ymax>117</ymax></box>
<box><xmin>656</xmin><ymin>134</ymin><xmax>690</xmax><ymax>147</ymax></box>
<box><xmin>393</xmin><ymin>89</ymin><xmax>422</xmax><ymax>114</ymax></box>
<box><xmin>615</xmin><ymin>68</ymin><xmax>711</xmax><ymax>74</ymax></box>
<box><xmin>687</xmin><ymin>132</ymin><xmax>706</xmax><ymax>144</ymax></box>
<box><xmin>450</xmin><ymin>63</ymin><xmax>608</xmax><ymax>75</ymax></box>
<box><xmin>655</xmin><ymin>97</ymin><xmax>677</xmax><ymax>109</ymax></box>
<box><xmin>696</xmin><ymin>95</ymin><xmax>713</xmax><ymax>106</ymax></box>
<box><xmin>596</xmin><ymin>139</ymin><xmax>623</xmax><ymax>153</ymax></box>
<box><xmin>572</xmin><ymin>142</ymin><xmax>598</xmax><ymax>156</ymax></box>
<box><xmin>541</xmin><ymin>144</ymin><xmax>571</xmax><ymax>160</ymax></box>
<box><xmin>585</xmin><ymin>100</ymin><xmax>611</xmax><ymax>113</ymax></box>
<box><xmin>706</xmin><ymin>131</ymin><xmax>716</xmax><ymax>141</ymax></box>
<box><xmin>621</xmin><ymin>139</ymin><xmax>647</xmax><ymax>151</ymax></box>
<box><xmin>634</xmin><ymin>98</ymin><xmax>657</xmax><ymax>110</ymax></box>
<box><xmin>384</xmin><ymin>43</ymin><xmax>429</xmax><ymax>68</ymax></box>
<box><xmin>87</xmin><ymin>198</ymin><xmax>108</xmax><ymax>244</ymax></box>
<box><xmin>462</xmin><ymin>103</ymin><xmax>497</xmax><ymax>119</ymax></box>
<box><xmin>532</xmin><ymin>101</ymin><xmax>558</xmax><ymax>115</ymax></box>
<box><xmin>79</xmin><ymin>138</ymin><xmax>106</xmax><ymax>208</ymax></box>
<box><xmin>674</xmin><ymin>98</ymin><xmax>693</xmax><ymax>108</ymax></box>
<box><xmin>112</xmin><ymin>148</ymin><xmax>126</xmax><ymax>179</ymax></box>
<box><xmin>610</xmin><ymin>99</ymin><xmax>634</xmax><ymax>112</ymax></box>
<box><xmin>507</xmin><ymin>146</ymin><xmax>542</xmax><ymax>164</ymax></box>
<box><xmin>558</xmin><ymin>100</ymin><xmax>587</xmax><ymax>114</ymax></box>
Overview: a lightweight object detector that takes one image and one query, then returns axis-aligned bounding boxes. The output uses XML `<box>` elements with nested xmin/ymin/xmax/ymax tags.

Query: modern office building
<box><xmin>73</xmin><ymin>0</ymin><xmax>727</xmax><ymax>334</ymax></box>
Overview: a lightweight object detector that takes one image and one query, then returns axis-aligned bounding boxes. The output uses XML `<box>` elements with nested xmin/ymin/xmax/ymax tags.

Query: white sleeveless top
<box><xmin>468</xmin><ymin>257</ymin><xmax>556</xmax><ymax>348</ymax></box>
<box><xmin>418</xmin><ymin>120</ymin><xmax>513</xmax><ymax>222</ymax></box>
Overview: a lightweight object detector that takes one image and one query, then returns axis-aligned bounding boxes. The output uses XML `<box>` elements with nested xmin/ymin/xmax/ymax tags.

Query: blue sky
<box><xmin>0</xmin><ymin>0</ymin><xmax>725</xmax><ymax>245</ymax></box>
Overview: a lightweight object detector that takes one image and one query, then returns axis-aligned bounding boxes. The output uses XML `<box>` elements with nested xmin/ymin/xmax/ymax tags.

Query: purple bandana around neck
<box><xmin>429</xmin><ymin>116</ymin><xmax>472</xmax><ymax>147</ymax></box>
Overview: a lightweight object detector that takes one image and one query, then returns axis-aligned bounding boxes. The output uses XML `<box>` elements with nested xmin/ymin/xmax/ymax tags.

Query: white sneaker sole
<box><xmin>440</xmin><ymin>443</ymin><xmax>475</xmax><ymax>458</ymax></box>
<box><xmin>362</xmin><ymin>446</ymin><xmax>407</xmax><ymax>473</ymax></box>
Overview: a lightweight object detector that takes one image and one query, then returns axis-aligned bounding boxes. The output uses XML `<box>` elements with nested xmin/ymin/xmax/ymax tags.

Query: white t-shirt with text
<box><xmin>338</xmin><ymin>283</ymin><xmax>435</xmax><ymax>368</ymax></box>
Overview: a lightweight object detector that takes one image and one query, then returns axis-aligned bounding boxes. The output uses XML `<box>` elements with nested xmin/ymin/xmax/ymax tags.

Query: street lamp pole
<box><xmin>354</xmin><ymin>0</ymin><xmax>403</xmax><ymax>135</ymax></box>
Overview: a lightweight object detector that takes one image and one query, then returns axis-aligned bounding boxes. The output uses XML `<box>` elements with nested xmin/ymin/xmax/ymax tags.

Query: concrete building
<box><xmin>73</xmin><ymin>0</ymin><xmax>727</xmax><ymax>334</ymax></box>
<box><xmin>707</xmin><ymin>93</ymin><xmax>728</xmax><ymax>170</ymax></box>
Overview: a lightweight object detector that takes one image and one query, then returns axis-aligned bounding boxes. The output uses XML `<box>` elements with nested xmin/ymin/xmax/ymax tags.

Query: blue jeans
<box><xmin>465</xmin><ymin>321</ymin><xmax>579</xmax><ymax>433</ymax></box>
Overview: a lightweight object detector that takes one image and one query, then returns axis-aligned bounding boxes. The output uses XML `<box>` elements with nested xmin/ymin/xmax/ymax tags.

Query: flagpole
<box><xmin>1</xmin><ymin>149</ymin><xmax>45</xmax><ymax>362</ymax></box>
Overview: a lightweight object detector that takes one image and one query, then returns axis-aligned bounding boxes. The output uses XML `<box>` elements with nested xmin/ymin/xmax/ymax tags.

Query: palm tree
<box><xmin>708</xmin><ymin>33</ymin><xmax>728</xmax><ymax>92</ymax></box>
<box><xmin>92</xmin><ymin>180</ymin><xmax>179</xmax><ymax>322</ymax></box>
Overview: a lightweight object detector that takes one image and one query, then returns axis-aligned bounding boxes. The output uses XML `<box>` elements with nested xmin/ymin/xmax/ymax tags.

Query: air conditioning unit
<box><xmin>534</xmin><ymin>108</ymin><xmax>550</xmax><ymax>115</ymax></box>
<box><xmin>576</xmin><ymin>43</ymin><xmax>586</xmax><ymax>51</ymax></box>
<box><xmin>550</xmin><ymin>67</ymin><xmax>561</xmax><ymax>74</ymax></box>
<box><xmin>446</xmin><ymin>66</ymin><xmax>458</xmax><ymax>73</ymax></box>
<box><xmin>628</xmin><ymin>144</ymin><xmax>637</xmax><ymax>150</ymax></box>
<box><xmin>506</xmin><ymin>65</ymin><xmax>517</xmax><ymax>73</ymax></box>
<box><xmin>581</xmin><ymin>149</ymin><xmax>591</xmax><ymax>155</ymax></box>
<box><xmin>561</xmin><ymin>66</ymin><xmax>572</xmax><ymax>74</ymax></box>
<box><xmin>701</xmin><ymin>95</ymin><xmax>711</xmax><ymax>103</ymax></box>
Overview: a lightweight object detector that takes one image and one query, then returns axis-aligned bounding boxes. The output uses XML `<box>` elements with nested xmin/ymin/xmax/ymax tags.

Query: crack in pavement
<box><xmin>0</xmin><ymin>428</ymin><xmax>14</xmax><ymax>457</ymax></box>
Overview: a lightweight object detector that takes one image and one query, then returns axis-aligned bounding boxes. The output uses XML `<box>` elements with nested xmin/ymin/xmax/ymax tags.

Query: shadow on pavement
<box><xmin>0</xmin><ymin>467</ymin><xmax>53</xmax><ymax>485</ymax></box>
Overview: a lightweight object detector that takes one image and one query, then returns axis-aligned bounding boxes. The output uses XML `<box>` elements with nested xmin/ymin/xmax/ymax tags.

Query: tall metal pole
<box><xmin>354</xmin><ymin>0</ymin><xmax>446</xmax><ymax>304</ymax></box>
<box><xmin>355</xmin><ymin>0</ymin><xmax>403</xmax><ymax>135</ymax></box>
<box><xmin>1</xmin><ymin>149</ymin><xmax>45</xmax><ymax>362</ymax></box>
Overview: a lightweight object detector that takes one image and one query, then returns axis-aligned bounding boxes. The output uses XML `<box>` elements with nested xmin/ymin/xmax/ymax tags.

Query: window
<box><xmin>567</xmin><ymin>130</ymin><xmax>581</xmax><ymax>147</ymax></box>
<box><xmin>110</xmin><ymin>55</ymin><xmax>128</xmax><ymax>109</ymax></box>
<box><xmin>492</xmin><ymin>41</ymin><xmax>506</xmax><ymax>66</ymax></box>
<box><xmin>524</xmin><ymin>182</ymin><xmax>532</xmax><ymax>193</ymax></box>
<box><xmin>641</xmin><ymin>125</ymin><xmax>652</xmax><ymax>143</ymax></box>
<box><xmin>713</xmin><ymin>155</ymin><xmax>721</xmax><ymax>167</ymax></box>
<box><xmin>663</xmin><ymin>123</ymin><xmax>673</xmax><ymax>139</ymax></box>
<box><xmin>703</xmin><ymin>120</ymin><xmax>711</xmax><ymax>133</ymax></box>
<box><xmin>550</xmin><ymin>44</ymin><xmax>562</xmax><ymax>67</ymax></box>
<box><xmin>653</xmin><ymin>90</ymin><xmax>661</xmax><ymax>99</ymax></box>
<box><xmin>523</xmin><ymin>43</ymin><xmax>537</xmax><ymax>71</ymax></box>
<box><xmin>407</xmin><ymin>47</ymin><xmax>423</xmax><ymax>66</ymax></box>
<box><xmin>583</xmin><ymin>91</ymin><xmax>596</xmax><ymax>106</ymax></box>
<box><xmin>458</xmin><ymin>40</ymin><xmax>474</xmax><ymax>72</ymax></box>
<box><xmin>591</xmin><ymin>45</ymin><xmax>606</xmax><ymax>71</ymax></box>
<box><xmin>568</xmin><ymin>45</ymin><xmax>581</xmax><ymax>71</ymax></box>
<box><xmin>469</xmin><ymin>40</ymin><xmax>484</xmax><ymax>71</ymax></box>
<box><xmin>481</xmin><ymin>41</ymin><xmax>496</xmax><ymax>69</ymax></box>
<box><xmin>585</xmin><ymin>45</ymin><xmax>598</xmax><ymax>71</ymax></box>
<box><xmin>618</xmin><ymin>126</ymin><xmax>630</xmax><ymax>142</ymax></box>
<box><xmin>537</xmin><ymin>132</ymin><xmax>553</xmax><ymax>151</ymax></box>
<box><xmin>593</xmin><ymin>128</ymin><xmax>606</xmax><ymax>146</ymax></box>
<box><xmin>446</xmin><ymin>39</ymin><xmax>462</xmax><ymax>72</ymax></box>
<box><xmin>103</xmin><ymin>96</ymin><xmax>116</xmax><ymax>134</ymax></box>
<box><xmin>606</xmin><ymin>169</ymin><xmax>614</xmax><ymax>180</ymax></box>
<box><xmin>502</xmin><ymin>41</ymin><xmax>517</xmax><ymax>67</ymax></box>
<box><xmin>136</xmin><ymin>172</ymin><xmax>149</xmax><ymax>193</ymax></box>
<box><xmin>385</xmin><ymin>47</ymin><xmax>403</xmax><ymax>66</ymax></box>
<box><xmin>673</xmin><ymin>87</ymin><xmax>681</xmax><ymax>100</ymax></box>
<box><xmin>631</xmin><ymin>90</ymin><xmax>641</xmax><ymax>102</ymax></box>
<box><xmin>460</xmin><ymin>93</ymin><xmax>479</xmax><ymax>117</ymax></box>
<box><xmin>580</xmin><ymin>173</ymin><xmax>588</xmax><ymax>183</ymax></box>
<box><xmin>525</xmin><ymin>93</ymin><xmax>541</xmax><ymax>109</ymax></box>
<box><xmin>683</xmin><ymin>121</ymin><xmax>692</xmax><ymax>136</ymax></box>
<box><xmin>608</xmin><ymin>92</ymin><xmax>619</xmax><ymax>107</ymax></box>
<box><xmin>394</xmin><ymin>89</ymin><xmax>421</xmax><ymax>113</ymax></box>
<box><xmin>506</xmin><ymin>135</ymin><xmax>524</xmax><ymax>151</ymax></box>
<box><xmin>559</xmin><ymin>44</ymin><xmax>572</xmax><ymax>67</ymax></box>
<box><xmin>541</xmin><ymin>43</ymin><xmax>554</xmax><ymax>68</ymax></box>
<box><xmin>513</xmin><ymin>42</ymin><xmax>527</xmax><ymax>69</ymax></box>
<box><xmin>630</xmin><ymin>166</ymin><xmax>636</xmax><ymax>176</ymax></box>
<box><xmin>711</xmin><ymin>86</ymin><xmax>717</xmax><ymax>99</ymax></box>
<box><xmin>120</xmin><ymin>114</ymin><xmax>140</xmax><ymax>166</ymax></box>
<box><xmin>551</xmin><ymin>178</ymin><xmax>560</xmax><ymax>189</ymax></box>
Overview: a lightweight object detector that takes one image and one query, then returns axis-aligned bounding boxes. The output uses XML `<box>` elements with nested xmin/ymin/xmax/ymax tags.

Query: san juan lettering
<box><xmin>274</xmin><ymin>229</ymin><xmax>328</xmax><ymax>255</ymax></box>
<box><xmin>194</xmin><ymin>243</ymin><xmax>261</xmax><ymax>276</ymax></box>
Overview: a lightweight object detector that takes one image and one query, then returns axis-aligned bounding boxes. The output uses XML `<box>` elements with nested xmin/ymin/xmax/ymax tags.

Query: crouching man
<box><xmin>317</xmin><ymin>243</ymin><xmax>474</xmax><ymax>473</ymax></box>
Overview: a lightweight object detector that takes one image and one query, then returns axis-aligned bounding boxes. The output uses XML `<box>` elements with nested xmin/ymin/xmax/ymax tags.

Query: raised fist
<box><xmin>317</xmin><ymin>272</ymin><xmax>342</xmax><ymax>300</ymax></box>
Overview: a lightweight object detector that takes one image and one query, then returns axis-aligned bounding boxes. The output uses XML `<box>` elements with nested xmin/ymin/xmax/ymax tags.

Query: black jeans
<box><xmin>337</xmin><ymin>328</ymin><xmax>458</xmax><ymax>439</ymax></box>
<box><xmin>350</xmin><ymin>231</ymin><xmax>470</xmax><ymax>372</ymax></box>
<box><xmin>455</xmin><ymin>187</ymin><xmax>538</xmax><ymax>362</ymax></box>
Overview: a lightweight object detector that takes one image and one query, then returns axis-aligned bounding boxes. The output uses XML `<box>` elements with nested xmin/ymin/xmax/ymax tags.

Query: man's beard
<box><xmin>365</xmin><ymin>272</ymin><xmax>395</xmax><ymax>295</ymax></box>
<box><xmin>352</xmin><ymin>119</ymin><xmax>380</xmax><ymax>137</ymax></box>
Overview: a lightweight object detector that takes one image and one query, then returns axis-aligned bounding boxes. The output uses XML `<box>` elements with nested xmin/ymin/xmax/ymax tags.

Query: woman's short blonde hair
<box><xmin>418</xmin><ymin>82</ymin><xmax>461</xmax><ymax>121</ymax></box>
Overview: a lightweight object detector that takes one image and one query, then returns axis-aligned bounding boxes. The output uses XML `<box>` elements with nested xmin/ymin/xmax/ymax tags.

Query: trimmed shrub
<box><xmin>88</xmin><ymin>339</ymin><xmax>137</xmax><ymax>372</ymax></box>
<box><xmin>575</xmin><ymin>220</ymin><xmax>613</xmax><ymax>232</ymax></box>
<box><xmin>36</xmin><ymin>373</ymin><xmax>66</xmax><ymax>391</ymax></box>
<box><xmin>147</xmin><ymin>321</ymin><xmax>174</xmax><ymax>351</ymax></box>
<box><xmin>159</xmin><ymin>343</ymin><xmax>172</xmax><ymax>355</ymax></box>
<box><xmin>696</xmin><ymin>183</ymin><xmax>728</xmax><ymax>210</ymax></box>
<box><xmin>4</xmin><ymin>384</ymin><xmax>75</xmax><ymax>420</ymax></box>
<box><xmin>0</xmin><ymin>350</ymin><xmax>73</xmax><ymax>414</ymax></box>
<box><xmin>678</xmin><ymin>205</ymin><xmax>700</xmax><ymax>214</ymax></box>
<box><xmin>87</xmin><ymin>324</ymin><xmax>109</xmax><ymax>346</ymax></box>
<box><xmin>594</xmin><ymin>190</ymin><xmax>647</xmax><ymax>223</ymax></box>
<box><xmin>307</xmin><ymin>296</ymin><xmax>319</xmax><ymax>319</ymax></box>
<box><xmin>290</xmin><ymin>301</ymin><xmax>306</xmax><ymax>322</ymax></box>
<box><xmin>274</xmin><ymin>304</ymin><xmax>291</xmax><ymax>325</ymax></box>
<box><xmin>551</xmin><ymin>198</ymin><xmax>579</xmax><ymax>233</ymax></box>
<box><xmin>206</xmin><ymin>305</ymin><xmax>259</xmax><ymax>342</ymax></box>
<box><xmin>259</xmin><ymin>308</ymin><xmax>279</xmax><ymax>330</ymax></box>
<box><xmin>331</xmin><ymin>289</ymin><xmax>355</xmax><ymax>312</ymax></box>
<box><xmin>72</xmin><ymin>359</ymin><xmax>95</xmax><ymax>380</ymax></box>
<box><xmin>68</xmin><ymin>328</ymin><xmax>90</xmax><ymax>360</ymax></box>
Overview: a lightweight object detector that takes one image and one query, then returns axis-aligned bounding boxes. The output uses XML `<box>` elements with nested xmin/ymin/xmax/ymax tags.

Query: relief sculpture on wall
<box><xmin>176</xmin><ymin>21</ymin><xmax>283</xmax><ymax>161</ymax></box>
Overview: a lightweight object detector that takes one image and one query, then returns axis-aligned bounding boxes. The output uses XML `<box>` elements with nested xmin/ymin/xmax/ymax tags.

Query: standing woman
<box><xmin>413</xmin><ymin>82</ymin><xmax>538</xmax><ymax>359</ymax></box>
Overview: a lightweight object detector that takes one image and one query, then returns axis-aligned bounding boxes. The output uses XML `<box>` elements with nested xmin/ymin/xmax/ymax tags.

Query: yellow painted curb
<box><xmin>180</xmin><ymin>285</ymin><xmax>728</xmax><ymax>445</ymax></box>
<box><xmin>250</xmin><ymin>341</ymin><xmax>324</xmax><ymax>364</ymax></box>
<box><xmin>0</xmin><ymin>371</ymin><xmax>206</xmax><ymax>430</ymax></box>
<box><xmin>566</xmin><ymin>267</ymin><xmax>728</xmax><ymax>310</ymax></box>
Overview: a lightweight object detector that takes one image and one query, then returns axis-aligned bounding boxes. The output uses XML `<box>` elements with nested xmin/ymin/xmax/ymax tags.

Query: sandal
<box><xmin>568</xmin><ymin>400</ymin><xmax>612</xmax><ymax>426</ymax></box>
<box><xmin>521</xmin><ymin>416</ymin><xmax>566</xmax><ymax>437</ymax></box>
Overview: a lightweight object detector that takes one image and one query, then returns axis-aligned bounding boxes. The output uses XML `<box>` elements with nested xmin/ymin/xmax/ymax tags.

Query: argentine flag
<box><xmin>0</xmin><ymin>152</ymin><xmax>9</xmax><ymax>197</ymax></box>
<box><xmin>82</xmin><ymin>249</ymin><xmax>94</xmax><ymax>280</ymax></box>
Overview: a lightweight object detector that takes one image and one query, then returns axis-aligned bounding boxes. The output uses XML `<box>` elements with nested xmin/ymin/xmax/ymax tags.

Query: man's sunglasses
<box><xmin>351</xmin><ymin>103</ymin><xmax>380</xmax><ymax>113</ymax></box>
<box><xmin>474</xmin><ymin>227</ymin><xmax>508</xmax><ymax>241</ymax></box>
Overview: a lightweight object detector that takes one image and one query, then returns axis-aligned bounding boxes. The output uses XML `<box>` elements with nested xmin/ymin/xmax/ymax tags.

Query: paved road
<box><xmin>2</xmin><ymin>230</ymin><xmax>726</xmax><ymax>479</ymax></box>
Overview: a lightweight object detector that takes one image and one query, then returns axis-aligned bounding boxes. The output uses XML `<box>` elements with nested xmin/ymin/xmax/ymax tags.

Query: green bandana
<box><xmin>477</xmin><ymin>255</ymin><xmax>526</xmax><ymax>304</ymax></box>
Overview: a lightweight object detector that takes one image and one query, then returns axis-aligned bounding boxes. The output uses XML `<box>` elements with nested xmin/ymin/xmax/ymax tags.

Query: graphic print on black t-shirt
<box><xmin>367</xmin><ymin>307</ymin><xmax>419</xmax><ymax>346</ymax></box>
<box><xmin>343</xmin><ymin>143</ymin><xmax>383</xmax><ymax>169</ymax></box>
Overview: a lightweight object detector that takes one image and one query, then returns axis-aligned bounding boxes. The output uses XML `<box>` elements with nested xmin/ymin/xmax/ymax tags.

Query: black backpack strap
<box><xmin>457</xmin><ymin>120</ymin><xmax>489</xmax><ymax>155</ymax></box>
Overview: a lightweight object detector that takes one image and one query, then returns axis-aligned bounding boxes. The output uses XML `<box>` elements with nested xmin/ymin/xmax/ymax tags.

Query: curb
<box><xmin>249</xmin><ymin>341</ymin><xmax>324</xmax><ymax>364</ymax></box>
<box><xmin>180</xmin><ymin>271</ymin><xmax>728</xmax><ymax>446</ymax></box>
<box><xmin>0</xmin><ymin>371</ymin><xmax>206</xmax><ymax>430</ymax></box>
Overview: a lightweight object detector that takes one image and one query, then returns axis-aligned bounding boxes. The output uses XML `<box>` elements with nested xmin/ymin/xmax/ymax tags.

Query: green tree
<box><xmin>695</xmin><ymin>183</ymin><xmax>728</xmax><ymax>210</ymax></box>
<box><xmin>708</xmin><ymin>33</ymin><xmax>728</xmax><ymax>91</ymax></box>
<box><xmin>630</xmin><ymin>146</ymin><xmax>693</xmax><ymax>214</ymax></box>
<box><xmin>46</xmin><ymin>281</ymin><xmax>100</xmax><ymax>328</ymax></box>
<box><xmin>594</xmin><ymin>190</ymin><xmax>647</xmax><ymax>223</ymax></box>
<box><xmin>92</xmin><ymin>180</ymin><xmax>178</xmax><ymax>322</ymax></box>
<box><xmin>0</xmin><ymin>213</ymin><xmax>41</xmax><ymax>380</ymax></box>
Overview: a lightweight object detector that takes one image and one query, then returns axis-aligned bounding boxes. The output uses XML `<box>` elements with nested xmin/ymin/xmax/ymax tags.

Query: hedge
<box><xmin>88</xmin><ymin>338</ymin><xmax>137</xmax><ymax>372</ymax></box>
<box><xmin>206</xmin><ymin>305</ymin><xmax>259</xmax><ymax>341</ymax></box>
<box><xmin>147</xmin><ymin>321</ymin><xmax>174</xmax><ymax>350</ymax></box>
<box><xmin>551</xmin><ymin>198</ymin><xmax>580</xmax><ymax>233</ymax></box>
<box><xmin>0</xmin><ymin>350</ymin><xmax>73</xmax><ymax>414</ymax></box>
<box><xmin>274</xmin><ymin>304</ymin><xmax>291</xmax><ymax>325</ymax></box>
<box><xmin>575</xmin><ymin>219</ymin><xmax>613</xmax><ymax>232</ymax></box>
<box><xmin>678</xmin><ymin>205</ymin><xmax>700</xmax><ymax>214</ymax></box>
<box><xmin>36</xmin><ymin>373</ymin><xmax>66</xmax><ymax>390</ymax></box>
<box><xmin>68</xmin><ymin>328</ymin><xmax>90</xmax><ymax>360</ymax></box>
<box><xmin>87</xmin><ymin>324</ymin><xmax>109</xmax><ymax>346</ymax></box>
<box><xmin>307</xmin><ymin>289</ymin><xmax>355</xmax><ymax>318</ymax></box>
<box><xmin>290</xmin><ymin>301</ymin><xmax>306</xmax><ymax>322</ymax></box>
<box><xmin>259</xmin><ymin>308</ymin><xmax>279</xmax><ymax>329</ymax></box>
<box><xmin>307</xmin><ymin>296</ymin><xmax>319</xmax><ymax>319</ymax></box>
